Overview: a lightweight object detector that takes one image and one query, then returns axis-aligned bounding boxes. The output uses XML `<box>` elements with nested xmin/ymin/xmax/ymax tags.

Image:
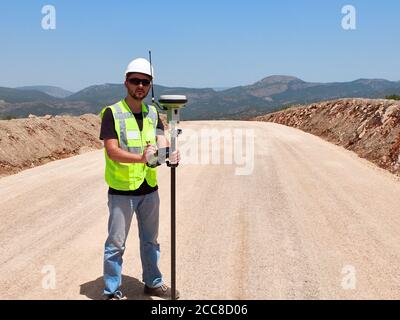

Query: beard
<box><xmin>128</xmin><ymin>87</ymin><xmax>149</xmax><ymax>101</ymax></box>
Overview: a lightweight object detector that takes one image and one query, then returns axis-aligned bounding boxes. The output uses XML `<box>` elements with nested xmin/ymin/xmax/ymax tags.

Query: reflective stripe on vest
<box><xmin>112</xmin><ymin>102</ymin><xmax>158</xmax><ymax>152</ymax></box>
<box><xmin>113</xmin><ymin>104</ymin><xmax>129</xmax><ymax>151</ymax></box>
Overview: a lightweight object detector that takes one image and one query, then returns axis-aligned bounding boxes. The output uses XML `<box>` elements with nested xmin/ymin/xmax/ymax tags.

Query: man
<box><xmin>99</xmin><ymin>57</ymin><xmax>180</xmax><ymax>300</ymax></box>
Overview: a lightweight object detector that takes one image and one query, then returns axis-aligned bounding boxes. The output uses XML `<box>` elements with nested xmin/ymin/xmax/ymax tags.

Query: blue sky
<box><xmin>0</xmin><ymin>0</ymin><xmax>399</xmax><ymax>91</ymax></box>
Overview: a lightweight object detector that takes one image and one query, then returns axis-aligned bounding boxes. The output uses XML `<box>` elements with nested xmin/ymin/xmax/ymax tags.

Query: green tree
<box><xmin>385</xmin><ymin>94</ymin><xmax>400</xmax><ymax>100</ymax></box>
<box><xmin>0</xmin><ymin>115</ymin><xmax>16</xmax><ymax>120</ymax></box>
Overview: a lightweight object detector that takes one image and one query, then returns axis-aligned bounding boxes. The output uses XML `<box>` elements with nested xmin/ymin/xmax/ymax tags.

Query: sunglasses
<box><xmin>127</xmin><ymin>78</ymin><xmax>151</xmax><ymax>86</ymax></box>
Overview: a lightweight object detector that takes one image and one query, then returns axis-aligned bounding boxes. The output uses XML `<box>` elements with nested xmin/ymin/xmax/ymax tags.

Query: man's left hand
<box><xmin>169</xmin><ymin>149</ymin><xmax>181</xmax><ymax>164</ymax></box>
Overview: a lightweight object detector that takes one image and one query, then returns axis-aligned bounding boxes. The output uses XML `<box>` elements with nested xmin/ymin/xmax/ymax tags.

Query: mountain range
<box><xmin>1</xmin><ymin>76</ymin><xmax>400</xmax><ymax>120</ymax></box>
<box><xmin>16</xmin><ymin>86</ymin><xmax>73</xmax><ymax>98</ymax></box>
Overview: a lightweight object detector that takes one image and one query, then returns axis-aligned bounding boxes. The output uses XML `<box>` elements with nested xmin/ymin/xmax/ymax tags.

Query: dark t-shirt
<box><xmin>100</xmin><ymin>106</ymin><xmax>165</xmax><ymax>196</ymax></box>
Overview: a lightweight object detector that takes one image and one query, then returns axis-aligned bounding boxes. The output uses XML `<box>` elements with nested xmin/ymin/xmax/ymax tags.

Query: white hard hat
<box><xmin>125</xmin><ymin>58</ymin><xmax>154</xmax><ymax>78</ymax></box>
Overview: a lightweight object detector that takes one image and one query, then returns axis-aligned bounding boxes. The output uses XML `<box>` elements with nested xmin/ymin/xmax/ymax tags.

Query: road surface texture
<box><xmin>1</xmin><ymin>121</ymin><xmax>400</xmax><ymax>300</ymax></box>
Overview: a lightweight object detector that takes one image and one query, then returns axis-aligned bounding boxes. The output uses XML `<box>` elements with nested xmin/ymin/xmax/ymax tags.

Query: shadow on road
<box><xmin>80</xmin><ymin>275</ymin><xmax>153</xmax><ymax>300</ymax></box>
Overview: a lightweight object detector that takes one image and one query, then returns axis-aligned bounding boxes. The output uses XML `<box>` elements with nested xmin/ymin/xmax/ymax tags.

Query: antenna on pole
<box><xmin>147</xmin><ymin>50</ymin><xmax>188</xmax><ymax>300</ymax></box>
<box><xmin>149</xmin><ymin>50</ymin><xmax>155</xmax><ymax>105</ymax></box>
<box><xmin>158</xmin><ymin>95</ymin><xmax>187</xmax><ymax>300</ymax></box>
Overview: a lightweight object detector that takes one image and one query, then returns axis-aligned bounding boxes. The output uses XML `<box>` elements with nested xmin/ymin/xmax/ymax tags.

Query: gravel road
<box><xmin>1</xmin><ymin>121</ymin><xmax>400</xmax><ymax>299</ymax></box>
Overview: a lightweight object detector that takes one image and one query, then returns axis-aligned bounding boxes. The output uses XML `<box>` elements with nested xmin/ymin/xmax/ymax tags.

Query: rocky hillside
<box><xmin>2</xmin><ymin>77</ymin><xmax>400</xmax><ymax>120</ymax></box>
<box><xmin>253</xmin><ymin>98</ymin><xmax>400</xmax><ymax>176</ymax></box>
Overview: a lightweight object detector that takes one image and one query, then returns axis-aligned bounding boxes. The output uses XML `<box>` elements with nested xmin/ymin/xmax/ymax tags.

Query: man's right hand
<box><xmin>141</xmin><ymin>144</ymin><xmax>157</xmax><ymax>164</ymax></box>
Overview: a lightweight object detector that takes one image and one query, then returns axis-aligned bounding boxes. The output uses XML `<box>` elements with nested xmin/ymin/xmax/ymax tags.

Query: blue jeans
<box><xmin>103</xmin><ymin>191</ymin><xmax>163</xmax><ymax>295</ymax></box>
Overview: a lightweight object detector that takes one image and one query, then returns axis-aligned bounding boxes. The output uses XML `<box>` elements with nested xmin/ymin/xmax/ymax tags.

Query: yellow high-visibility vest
<box><xmin>100</xmin><ymin>99</ymin><xmax>158</xmax><ymax>191</ymax></box>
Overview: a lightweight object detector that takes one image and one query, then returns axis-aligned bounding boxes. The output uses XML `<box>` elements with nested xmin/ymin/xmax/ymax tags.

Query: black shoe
<box><xmin>144</xmin><ymin>284</ymin><xmax>180</xmax><ymax>299</ymax></box>
<box><xmin>103</xmin><ymin>290</ymin><xmax>127</xmax><ymax>300</ymax></box>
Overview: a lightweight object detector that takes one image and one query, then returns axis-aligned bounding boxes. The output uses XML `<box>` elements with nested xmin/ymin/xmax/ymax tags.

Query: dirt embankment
<box><xmin>0</xmin><ymin>114</ymin><xmax>102</xmax><ymax>177</ymax></box>
<box><xmin>253</xmin><ymin>98</ymin><xmax>400</xmax><ymax>176</ymax></box>
<box><xmin>0</xmin><ymin>112</ymin><xmax>168</xmax><ymax>177</ymax></box>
